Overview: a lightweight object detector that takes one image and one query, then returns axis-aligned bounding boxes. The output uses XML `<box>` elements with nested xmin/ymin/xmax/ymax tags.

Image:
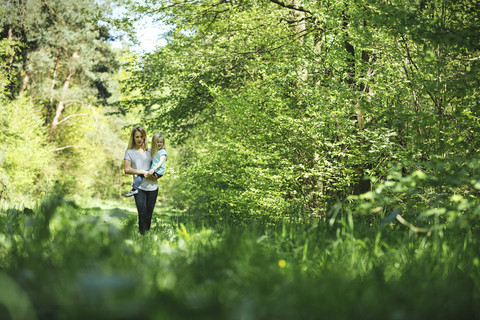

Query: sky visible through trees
<box><xmin>111</xmin><ymin>7</ymin><xmax>168</xmax><ymax>53</ymax></box>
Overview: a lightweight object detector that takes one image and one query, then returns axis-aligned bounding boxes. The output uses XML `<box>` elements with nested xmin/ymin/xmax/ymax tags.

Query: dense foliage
<box><xmin>122</xmin><ymin>0</ymin><xmax>480</xmax><ymax>219</ymax></box>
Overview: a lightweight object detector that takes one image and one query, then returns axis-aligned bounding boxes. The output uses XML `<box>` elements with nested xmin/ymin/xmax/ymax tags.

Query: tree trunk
<box><xmin>50</xmin><ymin>70</ymin><xmax>72</xmax><ymax>134</ymax></box>
<box><xmin>50</xmin><ymin>51</ymin><xmax>78</xmax><ymax>136</ymax></box>
<box><xmin>289</xmin><ymin>0</ymin><xmax>307</xmax><ymax>82</ymax></box>
<box><xmin>46</xmin><ymin>56</ymin><xmax>59</xmax><ymax>124</ymax></box>
<box><xmin>19</xmin><ymin>72</ymin><xmax>30</xmax><ymax>94</ymax></box>
<box><xmin>7</xmin><ymin>27</ymin><xmax>15</xmax><ymax>66</ymax></box>
<box><xmin>50</xmin><ymin>56</ymin><xmax>59</xmax><ymax>102</ymax></box>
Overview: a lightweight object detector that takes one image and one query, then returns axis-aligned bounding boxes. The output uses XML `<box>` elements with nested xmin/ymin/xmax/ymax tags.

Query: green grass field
<box><xmin>1</xmin><ymin>197</ymin><xmax>479</xmax><ymax>320</ymax></box>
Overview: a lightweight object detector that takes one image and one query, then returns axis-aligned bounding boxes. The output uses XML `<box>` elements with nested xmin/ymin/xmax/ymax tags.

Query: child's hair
<box><xmin>151</xmin><ymin>133</ymin><xmax>165</xmax><ymax>157</ymax></box>
<box><xmin>127</xmin><ymin>126</ymin><xmax>147</xmax><ymax>150</ymax></box>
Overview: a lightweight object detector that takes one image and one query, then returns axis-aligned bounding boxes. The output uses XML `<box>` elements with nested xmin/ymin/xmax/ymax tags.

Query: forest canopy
<box><xmin>121</xmin><ymin>0</ymin><xmax>480</xmax><ymax>220</ymax></box>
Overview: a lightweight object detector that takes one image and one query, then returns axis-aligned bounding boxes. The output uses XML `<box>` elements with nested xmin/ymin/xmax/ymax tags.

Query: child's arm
<box><xmin>148</xmin><ymin>155</ymin><xmax>167</xmax><ymax>174</ymax></box>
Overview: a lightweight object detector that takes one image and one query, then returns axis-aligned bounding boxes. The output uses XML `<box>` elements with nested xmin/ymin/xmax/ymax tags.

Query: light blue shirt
<box><xmin>152</xmin><ymin>148</ymin><xmax>167</xmax><ymax>176</ymax></box>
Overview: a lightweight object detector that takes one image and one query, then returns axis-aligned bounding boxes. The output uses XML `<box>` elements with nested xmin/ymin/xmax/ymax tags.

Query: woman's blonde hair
<box><xmin>127</xmin><ymin>126</ymin><xmax>147</xmax><ymax>150</ymax></box>
<box><xmin>151</xmin><ymin>133</ymin><xmax>165</xmax><ymax>157</ymax></box>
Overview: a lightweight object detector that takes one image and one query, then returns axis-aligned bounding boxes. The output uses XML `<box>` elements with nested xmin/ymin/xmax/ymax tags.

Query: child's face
<box><xmin>157</xmin><ymin>140</ymin><xmax>163</xmax><ymax>149</ymax></box>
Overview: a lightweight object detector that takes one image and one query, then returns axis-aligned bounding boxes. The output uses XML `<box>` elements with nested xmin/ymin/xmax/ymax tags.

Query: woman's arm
<box><xmin>124</xmin><ymin>159</ymin><xmax>148</xmax><ymax>176</ymax></box>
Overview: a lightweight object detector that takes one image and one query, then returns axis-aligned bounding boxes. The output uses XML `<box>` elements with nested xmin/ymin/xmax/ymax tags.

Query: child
<box><xmin>124</xmin><ymin>133</ymin><xmax>167</xmax><ymax>197</ymax></box>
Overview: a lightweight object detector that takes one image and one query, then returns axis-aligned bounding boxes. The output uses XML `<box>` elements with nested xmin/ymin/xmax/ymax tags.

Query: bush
<box><xmin>342</xmin><ymin>157</ymin><xmax>480</xmax><ymax>234</ymax></box>
<box><xmin>0</xmin><ymin>96</ymin><xmax>56</xmax><ymax>204</ymax></box>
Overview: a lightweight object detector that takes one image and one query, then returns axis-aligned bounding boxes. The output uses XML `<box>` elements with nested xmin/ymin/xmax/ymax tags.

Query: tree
<box><xmin>1</xmin><ymin>0</ymin><xmax>120</xmax><ymax>133</ymax></box>
<box><xmin>0</xmin><ymin>0</ymin><xmax>131</xmax><ymax>201</ymax></box>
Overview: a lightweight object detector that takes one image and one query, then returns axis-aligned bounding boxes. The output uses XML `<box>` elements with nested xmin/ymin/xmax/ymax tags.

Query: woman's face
<box><xmin>134</xmin><ymin>131</ymin><xmax>144</xmax><ymax>148</ymax></box>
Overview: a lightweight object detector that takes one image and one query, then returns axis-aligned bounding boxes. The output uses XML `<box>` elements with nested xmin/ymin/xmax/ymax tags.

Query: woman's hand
<box><xmin>145</xmin><ymin>171</ymin><xmax>158</xmax><ymax>181</ymax></box>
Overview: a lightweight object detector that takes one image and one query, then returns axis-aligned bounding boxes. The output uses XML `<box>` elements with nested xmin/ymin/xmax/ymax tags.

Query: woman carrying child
<box><xmin>124</xmin><ymin>126</ymin><xmax>164</xmax><ymax>234</ymax></box>
<box><xmin>125</xmin><ymin>132</ymin><xmax>167</xmax><ymax>196</ymax></box>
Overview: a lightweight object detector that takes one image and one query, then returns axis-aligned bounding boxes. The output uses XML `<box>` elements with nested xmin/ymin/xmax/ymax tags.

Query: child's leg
<box><xmin>132</xmin><ymin>175</ymin><xmax>144</xmax><ymax>190</ymax></box>
<box><xmin>125</xmin><ymin>175</ymin><xmax>143</xmax><ymax>197</ymax></box>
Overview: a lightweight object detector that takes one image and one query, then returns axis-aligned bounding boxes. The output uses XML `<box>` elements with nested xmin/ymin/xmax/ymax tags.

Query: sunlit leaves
<box><xmin>123</xmin><ymin>0</ymin><xmax>480</xmax><ymax>220</ymax></box>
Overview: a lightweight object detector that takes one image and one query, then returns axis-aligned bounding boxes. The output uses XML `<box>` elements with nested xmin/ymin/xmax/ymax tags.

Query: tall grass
<box><xmin>0</xmin><ymin>196</ymin><xmax>479</xmax><ymax>320</ymax></box>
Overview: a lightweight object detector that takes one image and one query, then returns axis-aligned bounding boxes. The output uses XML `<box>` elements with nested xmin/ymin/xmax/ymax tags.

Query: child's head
<box><xmin>151</xmin><ymin>133</ymin><xmax>165</xmax><ymax>156</ymax></box>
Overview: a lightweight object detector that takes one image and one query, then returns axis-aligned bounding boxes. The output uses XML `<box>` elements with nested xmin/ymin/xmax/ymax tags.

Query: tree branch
<box><xmin>458</xmin><ymin>56</ymin><xmax>480</xmax><ymax>61</ymax></box>
<box><xmin>396</xmin><ymin>214</ymin><xmax>429</xmax><ymax>234</ymax></box>
<box><xmin>52</xmin><ymin>145</ymin><xmax>87</xmax><ymax>152</ymax></box>
<box><xmin>235</xmin><ymin>26</ymin><xmax>317</xmax><ymax>55</ymax></box>
<box><xmin>55</xmin><ymin>113</ymin><xmax>89</xmax><ymax>126</ymax></box>
<box><xmin>64</xmin><ymin>100</ymin><xmax>99</xmax><ymax>125</ymax></box>
<box><xmin>268</xmin><ymin>0</ymin><xmax>312</xmax><ymax>14</ymax></box>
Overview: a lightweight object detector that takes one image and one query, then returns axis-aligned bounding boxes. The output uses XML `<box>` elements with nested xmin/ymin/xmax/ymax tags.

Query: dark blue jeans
<box><xmin>133</xmin><ymin>188</ymin><xmax>158</xmax><ymax>234</ymax></box>
<box><xmin>132</xmin><ymin>174</ymin><xmax>144</xmax><ymax>190</ymax></box>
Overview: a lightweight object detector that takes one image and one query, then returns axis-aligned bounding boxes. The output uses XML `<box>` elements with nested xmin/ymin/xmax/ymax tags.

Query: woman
<box><xmin>124</xmin><ymin>126</ymin><xmax>158</xmax><ymax>234</ymax></box>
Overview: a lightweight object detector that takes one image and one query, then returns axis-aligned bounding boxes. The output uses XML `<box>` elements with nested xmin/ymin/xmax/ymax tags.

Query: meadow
<box><xmin>1</xmin><ymin>196</ymin><xmax>479</xmax><ymax>320</ymax></box>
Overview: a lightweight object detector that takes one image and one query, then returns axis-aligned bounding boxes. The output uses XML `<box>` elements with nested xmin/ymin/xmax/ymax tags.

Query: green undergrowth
<box><xmin>0</xmin><ymin>197</ymin><xmax>479</xmax><ymax>320</ymax></box>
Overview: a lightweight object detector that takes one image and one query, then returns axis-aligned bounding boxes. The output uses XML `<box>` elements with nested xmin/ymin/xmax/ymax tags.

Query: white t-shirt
<box><xmin>124</xmin><ymin>148</ymin><xmax>158</xmax><ymax>191</ymax></box>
